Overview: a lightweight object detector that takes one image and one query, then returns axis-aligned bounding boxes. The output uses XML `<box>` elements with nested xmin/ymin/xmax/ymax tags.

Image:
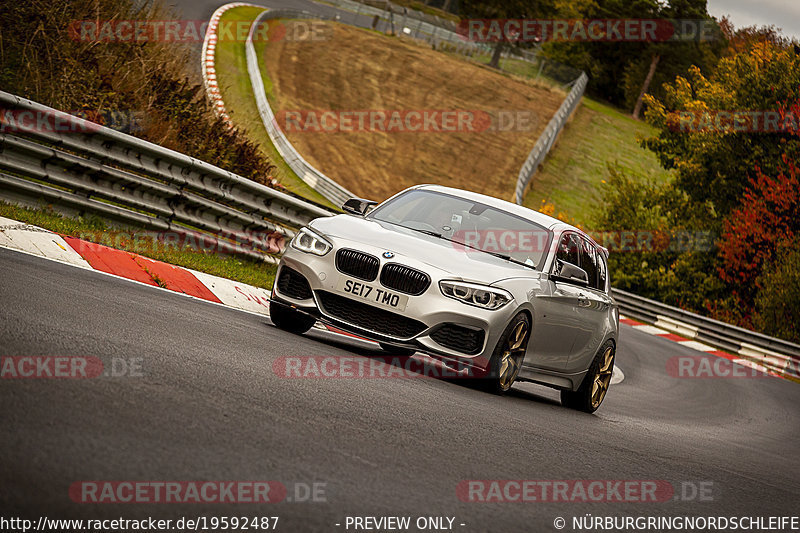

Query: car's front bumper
<box><xmin>271</xmin><ymin>242</ymin><xmax>519</xmax><ymax>372</ymax></box>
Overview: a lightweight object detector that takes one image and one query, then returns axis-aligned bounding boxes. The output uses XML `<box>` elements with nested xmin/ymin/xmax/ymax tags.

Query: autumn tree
<box><xmin>641</xmin><ymin>41</ymin><xmax>800</xmax><ymax>215</ymax></box>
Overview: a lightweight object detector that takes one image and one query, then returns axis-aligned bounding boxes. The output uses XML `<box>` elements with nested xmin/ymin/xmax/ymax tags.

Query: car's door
<box><xmin>526</xmin><ymin>233</ymin><xmax>588</xmax><ymax>370</ymax></box>
<box><xmin>564</xmin><ymin>238</ymin><xmax>614</xmax><ymax>373</ymax></box>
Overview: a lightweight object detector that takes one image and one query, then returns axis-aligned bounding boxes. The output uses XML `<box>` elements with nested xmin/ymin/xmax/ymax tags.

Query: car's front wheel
<box><xmin>482</xmin><ymin>313</ymin><xmax>530</xmax><ymax>395</ymax></box>
<box><xmin>561</xmin><ymin>340</ymin><xmax>615</xmax><ymax>413</ymax></box>
<box><xmin>270</xmin><ymin>302</ymin><xmax>316</xmax><ymax>334</ymax></box>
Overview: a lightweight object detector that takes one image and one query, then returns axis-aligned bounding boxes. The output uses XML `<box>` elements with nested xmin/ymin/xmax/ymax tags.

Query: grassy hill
<box><xmin>257</xmin><ymin>20</ymin><xmax>565</xmax><ymax>202</ymax></box>
<box><xmin>521</xmin><ymin>97</ymin><xmax>673</xmax><ymax>228</ymax></box>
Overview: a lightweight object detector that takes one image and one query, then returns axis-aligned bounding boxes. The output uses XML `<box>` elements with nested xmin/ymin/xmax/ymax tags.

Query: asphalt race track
<box><xmin>2</xmin><ymin>247</ymin><xmax>799</xmax><ymax>530</ymax></box>
<box><xmin>2</xmin><ymin>2</ymin><xmax>799</xmax><ymax>529</ymax></box>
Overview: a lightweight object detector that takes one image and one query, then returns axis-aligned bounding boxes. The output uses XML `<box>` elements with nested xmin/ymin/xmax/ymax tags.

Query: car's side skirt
<box><xmin>518</xmin><ymin>365</ymin><xmax>589</xmax><ymax>391</ymax></box>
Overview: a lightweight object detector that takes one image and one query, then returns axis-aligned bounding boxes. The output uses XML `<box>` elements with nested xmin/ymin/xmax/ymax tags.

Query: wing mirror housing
<box><xmin>342</xmin><ymin>197</ymin><xmax>378</xmax><ymax>216</ymax></box>
<box><xmin>551</xmin><ymin>260</ymin><xmax>589</xmax><ymax>286</ymax></box>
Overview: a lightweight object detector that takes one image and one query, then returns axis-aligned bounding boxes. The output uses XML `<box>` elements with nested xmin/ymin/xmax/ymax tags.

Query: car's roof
<box><xmin>412</xmin><ymin>184</ymin><xmax>583</xmax><ymax>235</ymax></box>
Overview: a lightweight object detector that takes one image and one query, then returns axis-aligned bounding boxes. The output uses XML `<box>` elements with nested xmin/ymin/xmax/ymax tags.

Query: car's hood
<box><xmin>310</xmin><ymin>215</ymin><xmax>541</xmax><ymax>282</ymax></box>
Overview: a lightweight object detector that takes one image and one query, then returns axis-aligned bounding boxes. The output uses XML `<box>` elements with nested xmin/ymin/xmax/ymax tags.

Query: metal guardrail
<box><xmin>344</xmin><ymin>0</ymin><xmax>459</xmax><ymax>31</ymax></box>
<box><xmin>514</xmin><ymin>72</ymin><xmax>588</xmax><ymax>205</ymax></box>
<box><xmin>613</xmin><ymin>288</ymin><xmax>800</xmax><ymax>377</ymax></box>
<box><xmin>329</xmin><ymin>0</ymin><xmax>458</xmax><ymax>36</ymax></box>
<box><xmin>246</xmin><ymin>9</ymin><xmax>356</xmax><ymax>207</ymax></box>
<box><xmin>0</xmin><ymin>91</ymin><xmax>333</xmax><ymax>263</ymax></box>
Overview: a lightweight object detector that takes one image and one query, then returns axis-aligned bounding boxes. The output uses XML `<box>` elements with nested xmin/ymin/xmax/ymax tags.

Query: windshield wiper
<box><xmin>483</xmin><ymin>250</ymin><xmax>537</xmax><ymax>270</ymax></box>
<box><xmin>412</xmin><ymin>228</ymin><xmax>442</xmax><ymax>238</ymax></box>
<box><xmin>395</xmin><ymin>224</ymin><xmax>443</xmax><ymax>238</ymax></box>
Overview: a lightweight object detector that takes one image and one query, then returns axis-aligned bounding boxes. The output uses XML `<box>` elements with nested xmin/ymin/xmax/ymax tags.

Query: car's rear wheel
<box><xmin>270</xmin><ymin>302</ymin><xmax>316</xmax><ymax>334</ymax></box>
<box><xmin>561</xmin><ymin>340</ymin><xmax>615</xmax><ymax>413</ymax></box>
<box><xmin>379</xmin><ymin>343</ymin><xmax>416</xmax><ymax>356</ymax></box>
<box><xmin>482</xmin><ymin>313</ymin><xmax>530</xmax><ymax>395</ymax></box>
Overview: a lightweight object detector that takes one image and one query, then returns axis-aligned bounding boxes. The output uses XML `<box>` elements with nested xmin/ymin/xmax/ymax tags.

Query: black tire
<box><xmin>481</xmin><ymin>313</ymin><xmax>531</xmax><ymax>395</ymax></box>
<box><xmin>269</xmin><ymin>302</ymin><xmax>316</xmax><ymax>334</ymax></box>
<box><xmin>379</xmin><ymin>343</ymin><xmax>416</xmax><ymax>356</ymax></box>
<box><xmin>561</xmin><ymin>340</ymin><xmax>615</xmax><ymax>413</ymax></box>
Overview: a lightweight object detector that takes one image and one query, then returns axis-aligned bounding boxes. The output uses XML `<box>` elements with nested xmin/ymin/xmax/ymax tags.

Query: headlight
<box><xmin>291</xmin><ymin>227</ymin><xmax>332</xmax><ymax>256</ymax></box>
<box><xmin>439</xmin><ymin>280</ymin><xmax>512</xmax><ymax>310</ymax></box>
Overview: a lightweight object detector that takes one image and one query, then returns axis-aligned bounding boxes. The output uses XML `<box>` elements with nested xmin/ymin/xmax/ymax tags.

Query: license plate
<box><xmin>335</xmin><ymin>276</ymin><xmax>409</xmax><ymax>312</ymax></box>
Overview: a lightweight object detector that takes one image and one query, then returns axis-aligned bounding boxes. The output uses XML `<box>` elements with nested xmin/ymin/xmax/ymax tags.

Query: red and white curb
<box><xmin>202</xmin><ymin>3</ymin><xmax>261</xmax><ymax>128</ymax></box>
<box><xmin>620</xmin><ymin>315</ymin><xmax>798</xmax><ymax>381</ymax></box>
<box><xmin>0</xmin><ymin>217</ymin><xmax>271</xmax><ymax>317</ymax></box>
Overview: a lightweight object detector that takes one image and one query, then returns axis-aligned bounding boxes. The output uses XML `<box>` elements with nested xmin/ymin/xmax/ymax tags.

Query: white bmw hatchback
<box><xmin>270</xmin><ymin>185</ymin><xmax>619</xmax><ymax>412</ymax></box>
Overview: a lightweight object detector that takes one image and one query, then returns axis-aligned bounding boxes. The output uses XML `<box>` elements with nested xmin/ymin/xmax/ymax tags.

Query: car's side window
<box><xmin>579</xmin><ymin>238</ymin><xmax>600</xmax><ymax>291</ymax></box>
<box><xmin>597</xmin><ymin>249</ymin><xmax>608</xmax><ymax>293</ymax></box>
<box><xmin>554</xmin><ymin>234</ymin><xmax>581</xmax><ymax>276</ymax></box>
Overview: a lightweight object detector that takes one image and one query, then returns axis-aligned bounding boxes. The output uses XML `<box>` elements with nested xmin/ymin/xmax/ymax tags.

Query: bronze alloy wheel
<box><xmin>591</xmin><ymin>345</ymin><xmax>615</xmax><ymax>409</ymax></box>
<box><xmin>561</xmin><ymin>340</ymin><xmax>616</xmax><ymax>413</ymax></box>
<box><xmin>498</xmin><ymin>318</ymin><xmax>529</xmax><ymax>391</ymax></box>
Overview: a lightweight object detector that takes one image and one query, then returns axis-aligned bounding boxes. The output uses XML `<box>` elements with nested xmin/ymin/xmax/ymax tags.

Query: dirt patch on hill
<box><xmin>261</xmin><ymin>22</ymin><xmax>564</xmax><ymax>202</ymax></box>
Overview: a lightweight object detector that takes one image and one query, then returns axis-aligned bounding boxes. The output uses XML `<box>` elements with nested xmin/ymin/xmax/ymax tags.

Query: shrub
<box><xmin>0</xmin><ymin>0</ymin><xmax>275</xmax><ymax>184</ymax></box>
<box><xmin>754</xmin><ymin>241</ymin><xmax>800</xmax><ymax>343</ymax></box>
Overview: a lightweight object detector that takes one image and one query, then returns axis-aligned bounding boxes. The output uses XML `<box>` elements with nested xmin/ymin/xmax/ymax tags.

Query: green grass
<box><xmin>0</xmin><ymin>203</ymin><xmax>277</xmax><ymax>289</ymax></box>
<box><xmin>522</xmin><ymin>96</ymin><xmax>674</xmax><ymax>228</ymax></box>
<box><xmin>214</xmin><ymin>7</ymin><xmax>336</xmax><ymax>209</ymax></box>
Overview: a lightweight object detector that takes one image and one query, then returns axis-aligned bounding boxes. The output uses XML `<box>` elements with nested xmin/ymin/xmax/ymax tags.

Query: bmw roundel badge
<box><xmin>383</xmin><ymin>251</ymin><xmax>394</xmax><ymax>259</ymax></box>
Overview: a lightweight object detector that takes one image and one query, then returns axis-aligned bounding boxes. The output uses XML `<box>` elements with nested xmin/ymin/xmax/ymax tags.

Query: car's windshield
<box><xmin>368</xmin><ymin>189</ymin><xmax>552</xmax><ymax>270</ymax></box>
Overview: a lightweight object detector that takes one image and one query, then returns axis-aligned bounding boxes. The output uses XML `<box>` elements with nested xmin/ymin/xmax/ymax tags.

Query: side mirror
<box><xmin>342</xmin><ymin>197</ymin><xmax>378</xmax><ymax>216</ymax></box>
<box><xmin>552</xmin><ymin>260</ymin><xmax>589</xmax><ymax>286</ymax></box>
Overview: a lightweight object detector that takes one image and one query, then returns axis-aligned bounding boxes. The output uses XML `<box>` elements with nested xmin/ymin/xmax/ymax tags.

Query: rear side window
<box><xmin>579</xmin><ymin>238</ymin><xmax>600</xmax><ymax>290</ymax></box>
<box><xmin>597</xmin><ymin>249</ymin><xmax>608</xmax><ymax>292</ymax></box>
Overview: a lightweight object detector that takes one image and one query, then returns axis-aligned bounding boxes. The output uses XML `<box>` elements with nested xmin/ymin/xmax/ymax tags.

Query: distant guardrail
<box><xmin>514</xmin><ymin>72</ymin><xmax>588</xmax><ymax>205</ymax></box>
<box><xmin>245</xmin><ymin>8</ymin><xmax>356</xmax><ymax>207</ymax></box>
<box><xmin>340</xmin><ymin>0</ymin><xmax>459</xmax><ymax>32</ymax></box>
<box><xmin>613</xmin><ymin>288</ymin><xmax>800</xmax><ymax>379</ymax></box>
<box><xmin>0</xmin><ymin>91</ymin><xmax>333</xmax><ymax>263</ymax></box>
